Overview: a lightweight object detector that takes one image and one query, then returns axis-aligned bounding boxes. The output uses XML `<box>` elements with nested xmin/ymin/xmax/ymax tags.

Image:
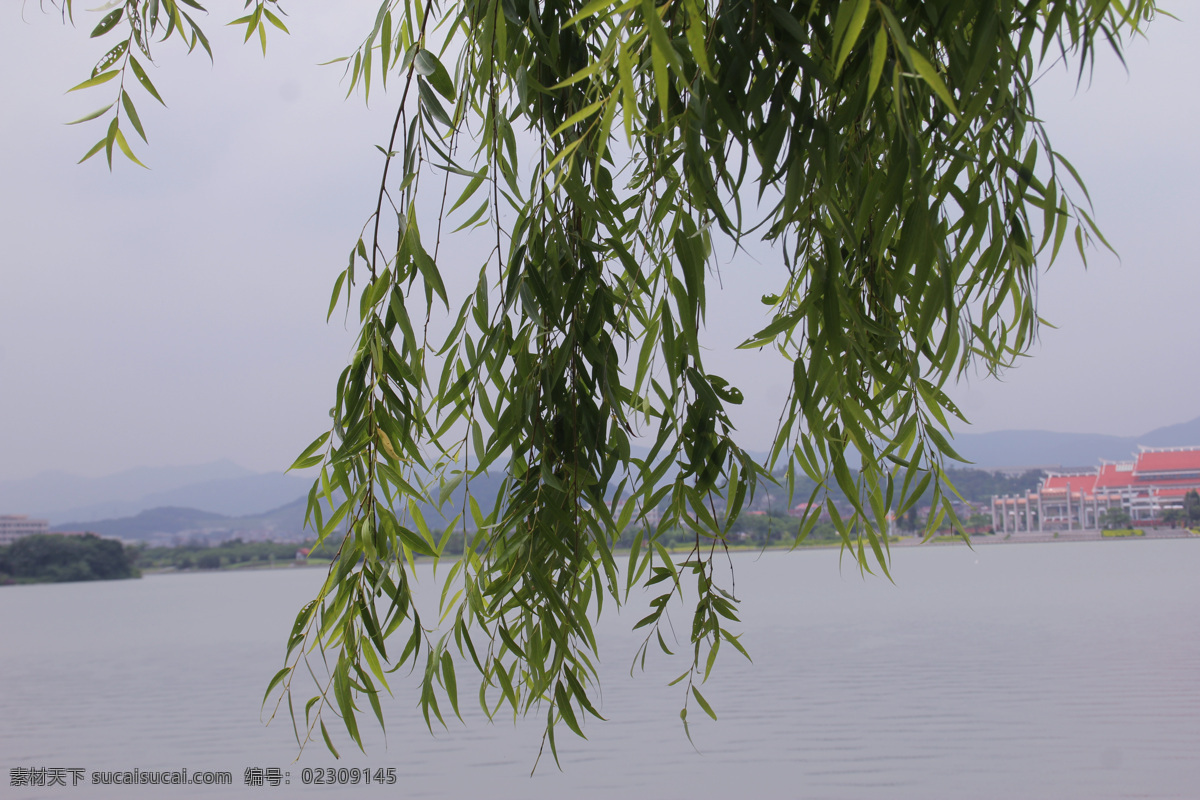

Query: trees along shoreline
<box><xmin>0</xmin><ymin>533</ymin><xmax>138</xmax><ymax>585</ymax></box>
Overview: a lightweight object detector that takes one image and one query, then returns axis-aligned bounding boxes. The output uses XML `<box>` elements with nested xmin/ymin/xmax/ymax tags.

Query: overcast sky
<box><xmin>1</xmin><ymin>3</ymin><xmax>1196</xmax><ymax>482</ymax></box>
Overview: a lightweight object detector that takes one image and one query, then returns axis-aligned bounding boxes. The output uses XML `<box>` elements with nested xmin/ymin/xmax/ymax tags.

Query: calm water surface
<box><xmin>2</xmin><ymin>539</ymin><xmax>1198</xmax><ymax>799</ymax></box>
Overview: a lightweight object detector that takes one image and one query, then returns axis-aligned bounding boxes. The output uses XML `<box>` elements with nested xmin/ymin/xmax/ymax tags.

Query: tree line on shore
<box><xmin>0</xmin><ymin>534</ymin><xmax>139</xmax><ymax>584</ymax></box>
<box><xmin>0</xmin><ymin>535</ymin><xmax>342</xmax><ymax>584</ymax></box>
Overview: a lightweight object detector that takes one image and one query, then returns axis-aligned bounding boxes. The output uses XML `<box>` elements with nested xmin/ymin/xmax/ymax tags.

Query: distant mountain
<box><xmin>1137</xmin><ymin>416</ymin><xmax>1200</xmax><ymax>447</ymax></box>
<box><xmin>53</xmin><ymin>507</ymin><xmax>230</xmax><ymax>539</ymax></box>
<box><xmin>10</xmin><ymin>413</ymin><xmax>1200</xmax><ymax>528</ymax></box>
<box><xmin>0</xmin><ymin>460</ymin><xmax>253</xmax><ymax>522</ymax></box>
<box><xmin>0</xmin><ymin>462</ymin><xmax>310</xmax><ymax>524</ymax></box>
<box><xmin>42</xmin><ymin>466</ymin><xmax>507</xmax><ymax>543</ymax></box>
<box><xmin>100</xmin><ymin>472</ymin><xmax>311</xmax><ymax>518</ymax></box>
<box><xmin>952</xmin><ymin>415</ymin><xmax>1200</xmax><ymax>469</ymax></box>
<box><xmin>52</xmin><ymin>496</ymin><xmax>312</xmax><ymax>544</ymax></box>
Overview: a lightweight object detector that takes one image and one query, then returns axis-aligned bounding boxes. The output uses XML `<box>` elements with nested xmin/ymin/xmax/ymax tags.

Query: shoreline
<box><xmin>904</xmin><ymin>526</ymin><xmax>1199</xmax><ymax>547</ymax></box>
<box><xmin>8</xmin><ymin>529</ymin><xmax>1197</xmax><ymax>585</ymax></box>
<box><xmin>145</xmin><ymin>526</ymin><xmax>1200</xmax><ymax>573</ymax></box>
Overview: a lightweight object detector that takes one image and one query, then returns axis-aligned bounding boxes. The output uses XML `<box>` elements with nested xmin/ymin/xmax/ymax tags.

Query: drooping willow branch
<box><xmin>56</xmin><ymin>0</ymin><xmax>1161</xmax><ymax>765</ymax></box>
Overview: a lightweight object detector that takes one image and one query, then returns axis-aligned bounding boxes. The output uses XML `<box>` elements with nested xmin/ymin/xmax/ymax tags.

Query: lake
<box><xmin>3</xmin><ymin>539</ymin><xmax>1198</xmax><ymax>798</ymax></box>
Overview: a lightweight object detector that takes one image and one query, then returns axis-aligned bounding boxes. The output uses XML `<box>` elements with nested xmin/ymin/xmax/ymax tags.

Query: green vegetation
<box><xmin>654</xmin><ymin>512</ymin><xmax>843</xmax><ymax>549</ymax></box>
<box><xmin>0</xmin><ymin>534</ymin><xmax>139</xmax><ymax>584</ymax></box>
<box><xmin>1184</xmin><ymin>490</ymin><xmax>1200</xmax><ymax>525</ymax></box>
<box><xmin>53</xmin><ymin>0</ymin><xmax>1160</xmax><ymax>761</ymax></box>
<box><xmin>944</xmin><ymin>469</ymin><xmax>1045</xmax><ymax>505</ymax></box>
<box><xmin>727</xmin><ymin>467</ymin><xmax>1034</xmax><ymax>526</ymax></box>
<box><xmin>1100</xmin><ymin>507</ymin><xmax>1133</xmax><ymax>530</ymax></box>
<box><xmin>965</xmin><ymin>513</ymin><xmax>993</xmax><ymax>532</ymax></box>
<box><xmin>131</xmin><ymin>537</ymin><xmax>341</xmax><ymax>572</ymax></box>
<box><xmin>1162</xmin><ymin>508</ymin><xmax>1185</xmax><ymax>527</ymax></box>
<box><xmin>1101</xmin><ymin>529</ymin><xmax>1145</xmax><ymax>538</ymax></box>
<box><xmin>928</xmin><ymin>533</ymin><xmax>971</xmax><ymax>544</ymax></box>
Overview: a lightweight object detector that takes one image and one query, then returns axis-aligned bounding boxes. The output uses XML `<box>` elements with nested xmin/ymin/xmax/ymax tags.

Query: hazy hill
<box><xmin>1137</xmin><ymin>416</ymin><xmax>1200</xmax><ymax>447</ymax></box>
<box><xmin>951</xmin><ymin>415</ymin><xmax>1200</xmax><ymax>469</ymax></box>
<box><xmin>44</xmin><ymin>471</ymin><xmax>503</xmax><ymax>543</ymax></box>
<box><xmin>10</xmin><ymin>413</ymin><xmax>1200</xmax><ymax>533</ymax></box>
<box><xmin>0</xmin><ymin>463</ymin><xmax>311</xmax><ymax>524</ymax></box>
<box><xmin>42</xmin><ymin>473</ymin><xmax>313</xmax><ymax>524</ymax></box>
<box><xmin>53</xmin><ymin>497</ymin><xmax>311</xmax><ymax>544</ymax></box>
<box><xmin>0</xmin><ymin>460</ymin><xmax>253</xmax><ymax>522</ymax></box>
<box><xmin>54</xmin><ymin>507</ymin><xmax>229</xmax><ymax>539</ymax></box>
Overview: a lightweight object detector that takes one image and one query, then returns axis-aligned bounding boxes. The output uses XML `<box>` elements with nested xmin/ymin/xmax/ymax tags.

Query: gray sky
<box><xmin>1</xmin><ymin>3</ymin><xmax>1196</xmax><ymax>482</ymax></box>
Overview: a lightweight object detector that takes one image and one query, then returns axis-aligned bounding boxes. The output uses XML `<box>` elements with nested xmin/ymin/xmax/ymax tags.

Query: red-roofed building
<box><xmin>1094</xmin><ymin>462</ymin><xmax>1136</xmax><ymax>490</ymax></box>
<box><xmin>1041</xmin><ymin>473</ymin><xmax>1099</xmax><ymax>494</ymax></box>
<box><xmin>991</xmin><ymin>445</ymin><xmax>1200</xmax><ymax>532</ymax></box>
<box><xmin>1133</xmin><ymin>448</ymin><xmax>1200</xmax><ymax>479</ymax></box>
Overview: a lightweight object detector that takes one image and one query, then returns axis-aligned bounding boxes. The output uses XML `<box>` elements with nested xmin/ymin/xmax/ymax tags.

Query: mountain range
<box><xmin>4</xmin><ymin>414</ymin><xmax>1198</xmax><ymax>541</ymax></box>
<box><xmin>50</xmin><ymin>497</ymin><xmax>311</xmax><ymax>545</ymax></box>
<box><xmin>950</xmin><ymin>414</ymin><xmax>1200</xmax><ymax>470</ymax></box>
<box><xmin>0</xmin><ymin>460</ymin><xmax>311</xmax><ymax>525</ymax></box>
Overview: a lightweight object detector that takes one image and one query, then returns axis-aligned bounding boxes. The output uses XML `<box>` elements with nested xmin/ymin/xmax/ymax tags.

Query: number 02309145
<box><xmin>301</xmin><ymin>768</ymin><xmax>396</xmax><ymax>785</ymax></box>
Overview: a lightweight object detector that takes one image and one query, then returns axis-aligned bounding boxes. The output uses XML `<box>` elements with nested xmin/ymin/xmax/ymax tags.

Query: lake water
<box><xmin>3</xmin><ymin>539</ymin><xmax>1198</xmax><ymax>799</ymax></box>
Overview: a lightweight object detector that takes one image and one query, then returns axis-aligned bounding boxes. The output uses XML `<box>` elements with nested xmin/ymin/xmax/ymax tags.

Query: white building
<box><xmin>0</xmin><ymin>515</ymin><xmax>50</xmax><ymax>546</ymax></box>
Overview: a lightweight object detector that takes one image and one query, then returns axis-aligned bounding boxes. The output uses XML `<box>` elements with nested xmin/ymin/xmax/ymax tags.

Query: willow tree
<box><xmin>58</xmin><ymin>0</ymin><xmax>1157</xmax><ymax>761</ymax></box>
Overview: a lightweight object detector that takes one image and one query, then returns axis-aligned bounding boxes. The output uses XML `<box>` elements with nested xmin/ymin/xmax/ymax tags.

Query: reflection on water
<box><xmin>3</xmin><ymin>539</ymin><xmax>1199</xmax><ymax>799</ymax></box>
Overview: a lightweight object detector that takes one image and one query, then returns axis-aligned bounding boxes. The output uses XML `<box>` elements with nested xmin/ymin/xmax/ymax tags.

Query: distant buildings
<box><xmin>992</xmin><ymin>446</ymin><xmax>1200</xmax><ymax>532</ymax></box>
<box><xmin>0</xmin><ymin>515</ymin><xmax>50</xmax><ymax>546</ymax></box>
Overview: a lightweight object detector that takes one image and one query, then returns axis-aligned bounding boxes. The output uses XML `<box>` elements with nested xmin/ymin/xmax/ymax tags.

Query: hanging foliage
<box><xmin>57</xmin><ymin>0</ymin><xmax>1159</xmax><ymax>764</ymax></box>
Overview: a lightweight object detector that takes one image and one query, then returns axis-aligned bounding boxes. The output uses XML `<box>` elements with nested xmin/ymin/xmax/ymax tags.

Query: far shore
<box><xmin>134</xmin><ymin>525</ymin><xmax>1200</xmax><ymax>577</ymax></box>
<box><xmin>894</xmin><ymin>526</ymin><xmax>1198</xmax><ymax>546</ymax></box>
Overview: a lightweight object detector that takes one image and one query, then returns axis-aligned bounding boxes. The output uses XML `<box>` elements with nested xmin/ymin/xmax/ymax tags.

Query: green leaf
<box><xmin>263</xmin><ymin>7</ymin><xmax>290</xmax><ymax>34</ymax></box>
<box><xmin>907</xmin><ymin>47</ymin><xmax>959</xmax><ymax>116</ymax></box>
<box><xmin>104</xmin><ymin>115</ymin><xmax>118</xmax><ymax>168</ymax></box>
<box><xmin>92</xmin><ymin>40</ymin><xmax>128</xmax><ymax>77</ymax></box>
<box><xmin>551</xmin><ymin>99</ymin><xmax>605</xmax><ymax>138</ymax></box>
<box><xmin>440</xmin><ymin>651</ymin><xmax>461</xmax><ymax>721</ymax></box>
<box><xmin>686</xmin><ymin>13</ymin><xmax>714</xmax><ymax>82</ymax></box>
<box><xmin>67</xmin><ymin>70</ymin><xmax>120</xmax><ymax>93</ymax></box>
<box><xmin>410</xmin><ymin>237</ymin><xmax>448</xmax><ymax>307</ymax></box>
<box><xmin>417</xmin><ymin>79</ymin><xmax>452</xmax><ymax>126</ymax></box>
<box><xmin>120</xmin><ymin>91</ymin><xmax>147</xmax><ymax>143</ymax></box>
<box><xmin>113</xmin><ymin>125</ymin><xmax>148</xmax><ymax>168</ymax></box>
<box><xmin>326</xmin><ymin>270</ymin><xmax>347</xmax><ymax>322</ymax></box>
<box><xmin>565</xmin><ymin>0</ymin><xmax>623</xmax><ymax>28</ymax></box>
<box><xmin>319</xmin><ymin>718</ymin><xmax>340</xmax><ymax>759</ymax></box>
<box><xmin>414</xmin><ymin>50</ymin><xmax>455</xmax><ymax>101</ymax></box>
<box><xmin>65</xmin><ymin>103</ymin><xmax>115</xmax><ymax>125</ymax></box>
<box><xmin>867</xmin><ymin>27</ymin><xmax>887</xmax><ymax>98</ymax></box>
<box><xmin>77</xmin><ymin>137</ymin><xmax>107</xmax><ymax>164</ymax></box>
<box><xmin>691</xmin><ymin>686</ymin><xmax>717</xmax><ymax>720</ymax></box>
<box><xmin>549</xmin><ymin>60</ymin><xmax>603</xmax><ymax>90</ymax></box>
<box><xmin>90</xmin><ymin>8</ymin><xmax>123</xmax><ymax>38</ymax></box>
<box><xmin>555</xmin><ymin>682</ymin><xmax>586</xmax><ymax>739</ymax></box>
<box><xmin>833</xmin><ymin>0</ymin><xmax>870</xmax><ymax>76</ymax></box>
<box><xmin>262</xmin><ymin>667</ymin><xmax>290</xmax><ymax>706</ymax></box>
<box><xmin>129</xmin><ymin>57</ymin><xmax>166</xmax><ymax>105</ymax></box>
<box><xmin>447</xmin><ymin>167</ymin><xmax>488</xmax><ymax>215</ymax></box>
